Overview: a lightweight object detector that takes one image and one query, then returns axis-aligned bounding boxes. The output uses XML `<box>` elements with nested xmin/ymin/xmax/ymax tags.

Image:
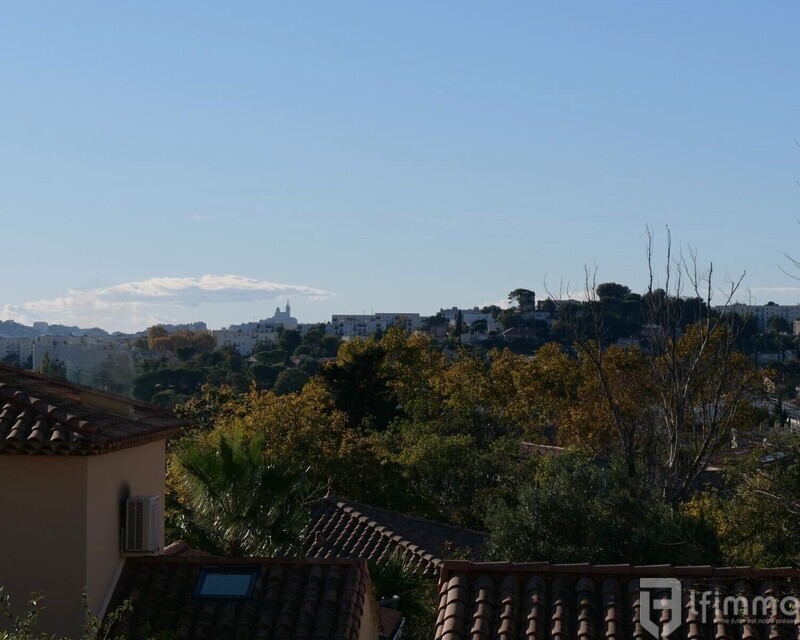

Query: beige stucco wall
<box><xmin>0</xmin><ymin>456</ymin><xmax>89</xmax><ymax>636</ymax></box>
<box><xmin>0</xmin><ymin>439</ymin><xmax>167</xmax><ymax>639</ymax></box>
<box><xmin>85</xmin><ymin>439</ymin><xmax>166</xmax><ymax>623</ymax></box>
<box><xmin>360</xmin><ymin>577</ymin><xmax>380</xmax><ymax>640</ymax></box>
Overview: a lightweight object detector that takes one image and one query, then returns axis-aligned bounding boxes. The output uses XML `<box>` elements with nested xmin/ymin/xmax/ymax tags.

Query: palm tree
<box><xmin>170</xmin><ymin>432</ymin><xmax>314</xmax><ymax>557</ymax></box>
<box><xmin>370</xmin><ymin>551</ymin><xmax>437</xmax><ymax>640</ymax></box>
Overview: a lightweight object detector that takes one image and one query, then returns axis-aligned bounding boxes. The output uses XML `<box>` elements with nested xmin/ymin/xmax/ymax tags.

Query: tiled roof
<box><xmin>163</xmin><ymin>540</ymin><xmax>215</xmax><ymax>558</ymax></box>
<box><xmin>379</xmin><ymin>607</ymin><xmax>403</xmax><ymax>640</ymax></box>
<box><xmin>434</xmin><ymin>561</ymin><xmax>800</xmax><ymax>640</ymax></box>
<box><xmin>303</xmin><ymin>496</ymin><xmax>487</xmax><ymax>578</ymax></box>
<box><xmin>107</xmin><ymin>556</ymin><xmax>374</xmax><ymax>640</ymax></box>
<box><xmin>0</xmin><ymin>365</ymin><xmax>188</xmax><ymax>455</ymax></box>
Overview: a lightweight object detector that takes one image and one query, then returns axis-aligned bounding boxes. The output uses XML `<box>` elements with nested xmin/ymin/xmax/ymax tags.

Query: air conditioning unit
<box><xmin>124</xmin><ymin>495</ymin><xmax>161</xmax><ymax>553</ymax></box>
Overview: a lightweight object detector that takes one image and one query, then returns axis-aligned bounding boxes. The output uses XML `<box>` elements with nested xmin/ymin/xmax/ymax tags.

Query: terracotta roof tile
<box><xmin>0</xmin><ymin>366</ymin><xmax>188</xmax><ymax>455</ymax></box>
<box><xmin>434</xmin><ymin>562</ymin><xmax>800</xmax><ymax>640</ymax></box>
<box><xmin>107</xmin><ymin>556</ymin><xmax>373</xmax><ymax>640</ymax></box>
<box><xmin>164</xmin><ymin>541</ymin><xmax>215</xmax><ymax>558</ymax></box>
<box><xmin>303</xmin><ymin>496</ymin><xmax>487</xmax><ymax>577</ymax></box>
<box><xmin>379</xmin><ymin>606</ymin><xmax>402</xmax><ymax>639</ymax></box>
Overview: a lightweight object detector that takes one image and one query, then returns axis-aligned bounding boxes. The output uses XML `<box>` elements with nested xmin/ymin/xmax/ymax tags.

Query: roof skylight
<box><xmin>194</xmin><ymin>567</ymin><xmax>259</xmax><ymax>598</ymax></box>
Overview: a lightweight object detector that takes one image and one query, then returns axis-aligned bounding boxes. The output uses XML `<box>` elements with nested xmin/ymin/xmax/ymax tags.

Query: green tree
<box><xmin>38</xmin><ymin>352</ymin><xmax>66</xmax><ymax>379</ymax></box>
<box><xmin>207</xmin><ymin>380</ymin><xmax>393</xmax><ymax>505</ymax></box>
<box><xmin>320</xmin><ymin>335</ymin><xmax>341</xmax><ymax>358</ymax></box>
<box><xmin>497</xmin><ymin>307</ymin><xmax>520</xmax><ymax>329</ymax></box>
<box><xmin>149</xmin><ymin>329</ymin><xmax>216</xmax><ymax>353</ymax></box>
<box><xmin>596</xmin><ymin>282</ymin><xmax>631</xmax><ymax>300</ymax></box>
<box><xmin>2</xmin><ymin>353</ymin><xmax>21</xmax><ymax>368</ymax></box>
<box><xmin>146</xmin><ymin>325</ymin><xmax>169</xmax><ymax>348</ymax></box>
<box><xmin>273</xmin><ymin>368</ymin><xmax>309</xmax><ymax>396</ymax></box>
<box><xmin>422</xmin><ymin>313</ymin><xmax>449</xmax><ymax>331</ymax></box>
<box><xmin>320</xmin><ymin>338</ymin><xmax>399</xmax><ymax>431</ymax></box>
<box><xmin>279</xmin><ymin>329</ymin><xmax>302</xmax><ymax>357</ymax></box>
<box><xmin>296</xmin><ymin>357</ymin><xmax>320</xmax><ymax>376</ymax></box>
<box><xmin>682</xmin><ymin>434</ymin><xmax>800</xmax><ymax>566</ymax></box>
<box><xmin>453</xmin><ymin>311</ymin><xmax>464</xmax><ymax>337</ymax></box>
<box><xmin>564</xmin><ymin>231</ymin><xmax>759</xmax><ymax>503</ymax></box>
<box><xmin>484</xmin><ymin>452</ymin><xmax>715</xmax><ymax>565</ymax></box>
<box><xmin>370</xmin><ymin>551</ymin><xmax>437</xmax><ymax>640</ymax></box>
<box><xmin>250</xmin><ymin>363</ymin><xmax>283</xmax><ymax>389</ymax></box>
<box><xmin>175</xmin><ymin>384</ymin><xmax>239</xmax><ymax>431</ymax></box>
<box><xmin>169</xmin><ymin>432</ymin><xmax>313</xmax><ymax>556</ymax></box>
<box><xmin>508</xmin><ymin>288</ymin><xmax>536</xmax><ymax>312</ymax></box>
<box><xmin>131</xmin><ymin>367</ymin><xmax>206</xmax><ymax>401</ymax></box>
<box><xmin>254</xmin><ymin>349</ymin><xmax>287</xmax><ymax>365</ymax></box>
<box><xmin>767</xmin><ymin>316</ymin><xmax>792</xmax><ymax>334</ymax></box>
<box><xmin>296</xmin><ymin>323</ymin><xmax>329</xmax><ymax>357</ymax></box>
<box><xmin>0</xmin><ymin>584</ymin><xmax>131</xmax><ymax>640</ymax></box>
<box><xmin>470</xmin><ymin>319</ymin><xmax>488</xmax><ymax>333</ymax></box>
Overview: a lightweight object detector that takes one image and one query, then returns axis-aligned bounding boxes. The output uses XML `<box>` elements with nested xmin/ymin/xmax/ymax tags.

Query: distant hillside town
<box><xmin>1</xmin><ymin>289</ymin><xmax>799</xmax><ymax>407</ymax></box>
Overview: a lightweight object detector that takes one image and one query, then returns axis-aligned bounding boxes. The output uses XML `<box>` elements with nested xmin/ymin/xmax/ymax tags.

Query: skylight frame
<box><xmin>193</xmin><ymin>566</ymin><xmax>260</xmax><ymax>599</ymax></box>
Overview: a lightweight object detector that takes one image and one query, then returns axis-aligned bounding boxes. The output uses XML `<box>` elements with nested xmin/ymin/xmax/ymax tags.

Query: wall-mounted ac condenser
<box><xmin>124</xmin><ymin>495</ymin><xmax>161</xmax><ymax>553</ymax></box>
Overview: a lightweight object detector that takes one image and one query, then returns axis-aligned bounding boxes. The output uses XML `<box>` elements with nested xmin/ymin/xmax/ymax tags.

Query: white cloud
<box><xmin>2</xmin><ymin>275</ymin><xmax>334</xmax><ymax>332</ymax></box>
<box><xmin>480</xmin><ymin>297</ymin><xmax>513</xmax><ymax>310</ymax></box>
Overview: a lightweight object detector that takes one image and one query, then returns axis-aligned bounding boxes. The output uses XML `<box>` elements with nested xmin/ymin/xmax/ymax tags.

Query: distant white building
<box><xmin>31</xmin><ymin>336</ymin><xmax>135</xmax><ymax>391</ymax></box>
<box><xmin>32</xmin><ymin>322</ymin><xmax>49</xmax><ymax>334</ymax></box>
<box><xmin>0</xmin><ymin>338</ymin><xmax>32</xmax><ymax>363</ymax></box>
<box><xmin>269</xmin><ymin>302</ymin><xmax>298</xmax><ymax>330</ymax></box>
<box><xmin>723</xmin><ymin>303</ymin><xmax>800</xmax><ymax>332</ymax></box>
<box><xmin>214</xmin><ymin>324</ymin><xmax>281</xmax><ymax>356</ymax></box>
<box><xmin>213</xmin><ymin>302</ymin><xmax>298</xmax><ymax>355</ymax></box>
<box><xmin>328</xmin><ymin>313</ymin><xmax>422</xmax><ymax>339</ymax></box>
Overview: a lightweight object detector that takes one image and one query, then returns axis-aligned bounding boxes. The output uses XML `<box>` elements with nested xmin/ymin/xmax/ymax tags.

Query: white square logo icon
<box><xmin>640</xmin><ymin>578</ymin><xmax>682</xmax><ymax>638</ymax></box>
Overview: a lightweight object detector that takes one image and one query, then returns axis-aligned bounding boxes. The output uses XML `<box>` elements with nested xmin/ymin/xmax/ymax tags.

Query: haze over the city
<box><xmin>2</xmin><ymin>2</ymin><xmax>799</xmax><ymax>332</ymax></box>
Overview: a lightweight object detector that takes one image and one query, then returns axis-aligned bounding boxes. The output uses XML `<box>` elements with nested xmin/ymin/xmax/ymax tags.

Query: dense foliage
<box><xmin>0</xmin><ymin>587</ymin><xmax>129</xmax><ymax>640</ymax></box>
<box><xmin>163</xmin><ymin>315</ymin><xmax>800</xmax><ymax>568</ymax></box>
<box><xmin>130</xmin><ymin>324</ymin><xmax>340</xmax><ymax>406</ymax></box>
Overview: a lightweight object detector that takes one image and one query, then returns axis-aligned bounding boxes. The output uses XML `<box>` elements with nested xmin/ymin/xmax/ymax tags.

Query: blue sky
<box><xmin>1</xmin><ymin>2</ymin><xmax>799</xmax><ymax>331</ymax></box>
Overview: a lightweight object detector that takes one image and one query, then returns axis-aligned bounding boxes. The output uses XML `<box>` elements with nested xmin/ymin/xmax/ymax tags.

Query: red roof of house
<box><xmin>304</xmin><ymin>495</ymin><xmax>487</xmax><ymax>577</ymax></box>
<box><xmin>107</xmin><ymin>556</ymin><xmax>374</xmax><ymax>640</ymax></box>
<box><xmin>434</xmin><ymin>561</ymin><xmax>800</xmax><ymax>640</ymax></box>
<box><xmin>0</xmin><ymin>365</ymin><xmax>188</xmax><ymax>455</ymax></box>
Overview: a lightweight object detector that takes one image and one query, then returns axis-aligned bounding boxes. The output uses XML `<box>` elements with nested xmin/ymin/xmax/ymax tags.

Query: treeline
<box><xmin>132</xmin><ymin>280</ymin><xmax>800</xmax><ymax>409</ymax></box>
<box><xmin>131</xmin><ymin>324</ymin><xmax>340</xmax><ymax>407</ymax></box>
<box><xmin>423</xmin><ymin>283</ymin><xmax>770</xmax><ymax>358</ymax></box>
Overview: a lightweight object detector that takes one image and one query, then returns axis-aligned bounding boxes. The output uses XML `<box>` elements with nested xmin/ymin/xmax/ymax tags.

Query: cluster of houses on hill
<box><xmin>1</xmin><ymin>365</ymin><xmax>798</xmax><ymax>640</ymax></box>
<box><xmin>4</xmin><ymin>302</ymin><xmax>800</xmax><ymax>393</ymax></box>
<box><xmin>212</xmin><ymin>303</ymin><xmax>516</xmax><ymax>355</ymax></box>
<box><xmin>0</xmin><ymin>302</ymin><xmax>540</xmax><ymax>385</ymax></box>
